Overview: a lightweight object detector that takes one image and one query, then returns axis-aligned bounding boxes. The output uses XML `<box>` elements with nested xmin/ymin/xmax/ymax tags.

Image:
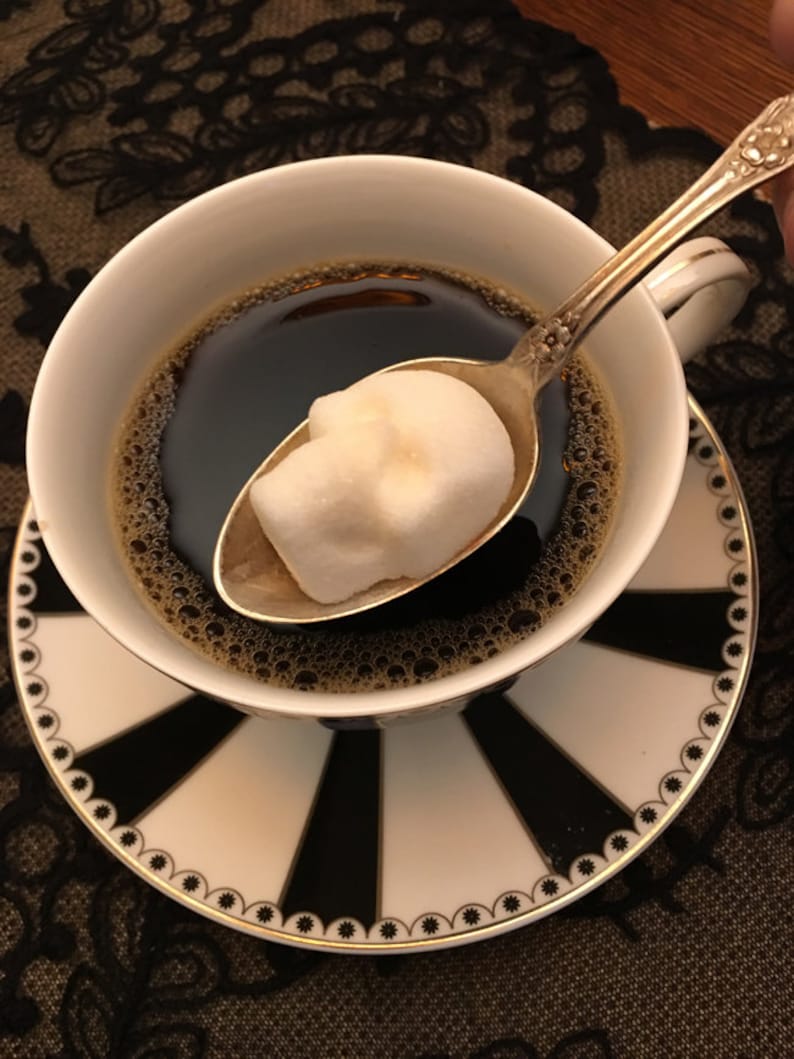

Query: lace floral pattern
<box><xmin>0</xmin><ymin>0</ymin><xmax>29</xmax><ymax>23</ymax></box>
<box><xmin>1</xmin><ymin>0</ymin><xmax>613</xmax><ymax>217</ymax></box>
<box><xmin>0</xmin><ymin>0</ymin><xmax>792</xmax><ymax>1055</ymax></box>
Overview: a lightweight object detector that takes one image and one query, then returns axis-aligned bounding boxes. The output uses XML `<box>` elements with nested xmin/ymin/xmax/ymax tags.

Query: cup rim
<box><xmin>27</xmin><ymin>154</ymin><xmax>689</xmax><ymax>720</ymax></box>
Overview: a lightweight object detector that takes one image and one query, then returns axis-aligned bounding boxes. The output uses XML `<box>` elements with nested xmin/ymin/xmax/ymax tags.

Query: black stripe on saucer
<box><xmin>73</xmin><ymin>695</ymin><xmax>244</xmax><ymax>824</ymax></box>
<box><xmin>27</xmin><ymin>539</ymin><xmax>82</xmax><ymax>614</ymax></box>
<box><xmin>280</xmin><ymin>730</ymin><xmax>381</xmax><ymax>929</ymax></box>
<box><xmin>464</xmin><ymin>692</ymin><xmax>633</xmax><ymax>875</ymax></box>
<box><xmin>584</xmin><ymin>589</ymin><xmax>734</xmax><ymax>672</ymax></box>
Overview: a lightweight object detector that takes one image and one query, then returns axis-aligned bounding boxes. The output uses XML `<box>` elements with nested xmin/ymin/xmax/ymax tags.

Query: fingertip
<box><xmin>770</xmin><ymin>0</ymin><xmax>794</xmax><ymax>65</ymax></box>
<box><xmin>772</xmin><ymin>168</ymin><xmax>794</xmax><ymax>264</ymax></box>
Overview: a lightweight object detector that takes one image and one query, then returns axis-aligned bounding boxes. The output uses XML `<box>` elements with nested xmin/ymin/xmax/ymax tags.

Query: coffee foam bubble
<box><xmin>112</xmin><ymin>263</ymin><xmax>622</xmax><ymax>693</ymax></box>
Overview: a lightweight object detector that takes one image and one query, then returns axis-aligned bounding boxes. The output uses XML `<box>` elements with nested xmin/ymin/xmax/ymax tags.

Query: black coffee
<box><xmin>113</xmin><ymin>264</ymin><xmax>621</xmax><ymax>692</ymax></box>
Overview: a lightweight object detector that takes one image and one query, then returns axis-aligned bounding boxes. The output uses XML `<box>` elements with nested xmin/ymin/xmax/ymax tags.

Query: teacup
<box><xmin>26</xmin><ymin>156</ymin><xmax>750</xmax><ymax>726</ymax></box>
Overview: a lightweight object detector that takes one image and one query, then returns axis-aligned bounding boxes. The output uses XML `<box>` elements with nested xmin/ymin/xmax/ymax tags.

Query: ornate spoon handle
<box><xmin>510</xmin><ymin>92</ymin><xmax>794</xmax><ymax>377</ymax></box>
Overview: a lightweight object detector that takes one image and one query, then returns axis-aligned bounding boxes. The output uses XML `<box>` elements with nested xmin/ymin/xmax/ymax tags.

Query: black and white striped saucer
<box><xmin>9</xmin><ymin>397</ymin><xmax>756</xmax><ymax>953</ymax></box>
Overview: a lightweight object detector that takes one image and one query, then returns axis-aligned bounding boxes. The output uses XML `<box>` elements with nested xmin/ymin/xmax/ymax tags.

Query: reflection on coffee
<box><xmin>112</xmin><ymin>264</ymin><xmax>622</xmax><ymax>692</ymax></box>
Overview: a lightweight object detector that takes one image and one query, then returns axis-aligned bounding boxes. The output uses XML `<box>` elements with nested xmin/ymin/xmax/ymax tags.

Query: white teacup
<box><xmin>26</xmin><ymin>156</ymin><xmax>749</xmax><ymax>726</ymax></box>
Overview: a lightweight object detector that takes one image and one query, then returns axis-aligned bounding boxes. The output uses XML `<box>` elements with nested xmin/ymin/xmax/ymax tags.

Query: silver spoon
<box><xmin>215</xmin><ymin>93</ymin><xmax>794</xmax><ymax>624</ymax></box>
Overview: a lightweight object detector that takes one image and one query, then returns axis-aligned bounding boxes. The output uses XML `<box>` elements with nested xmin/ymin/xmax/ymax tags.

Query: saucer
<box><xmin>9</xmin><ymin>397</ymin><xmax>757</xmax><ymax>953</ymax></box>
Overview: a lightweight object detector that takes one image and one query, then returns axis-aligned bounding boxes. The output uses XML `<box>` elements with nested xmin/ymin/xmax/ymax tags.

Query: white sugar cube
<box><xmin>249</xmin><ymin>370</ymin><xmax>515</xmax><ymax>604</ymax></box>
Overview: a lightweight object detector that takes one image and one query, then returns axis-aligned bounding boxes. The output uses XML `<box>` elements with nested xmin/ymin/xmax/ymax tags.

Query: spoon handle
<box><xmin>509</xmin><ymin>92</ymin><xmax>794</xmax><ymax>377</ymax></box>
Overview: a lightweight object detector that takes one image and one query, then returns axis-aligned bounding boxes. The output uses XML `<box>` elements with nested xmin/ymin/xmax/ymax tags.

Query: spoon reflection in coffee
<box><xmin>214</xmin><ymin>92</ymin><xmax>794</xmax><ymax>624</ymax></box>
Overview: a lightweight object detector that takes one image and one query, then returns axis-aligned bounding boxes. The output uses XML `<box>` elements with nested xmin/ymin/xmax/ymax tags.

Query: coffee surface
<box><xmin>112</xmin><ymin>264</ymin><xmax>621</xmax><ymax>692</ymax></box>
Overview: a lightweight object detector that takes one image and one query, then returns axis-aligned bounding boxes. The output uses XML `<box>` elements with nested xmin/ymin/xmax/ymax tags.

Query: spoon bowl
<box><xmin>215</xmin><ymin>93</ymin><xmax>794</xmax><ymax>624</ymax></box>
<box><xmin>213</xmin><ymin>355</ymin><xmax>539</xmax><ymax>623</ymax></box>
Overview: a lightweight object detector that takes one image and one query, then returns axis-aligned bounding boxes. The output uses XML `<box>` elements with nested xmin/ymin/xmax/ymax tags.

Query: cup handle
<box><xmin>643</xmin><ymin>236</ymin><xmax>751</xmax><ymax>364</ymax></box>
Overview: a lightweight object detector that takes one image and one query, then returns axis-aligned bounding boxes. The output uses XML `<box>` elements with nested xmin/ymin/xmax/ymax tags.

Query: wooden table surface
<box><xmin>516</xmin><ymin>1</ymin><xmax>793</xmax><ymax>146</ymax></box>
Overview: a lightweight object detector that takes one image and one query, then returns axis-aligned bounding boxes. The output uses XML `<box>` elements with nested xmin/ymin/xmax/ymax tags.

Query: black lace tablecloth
<box><xmin>1</xmin><ymin>1</ymin><xmax>792</xmax><ymax>1056</ymax></box>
